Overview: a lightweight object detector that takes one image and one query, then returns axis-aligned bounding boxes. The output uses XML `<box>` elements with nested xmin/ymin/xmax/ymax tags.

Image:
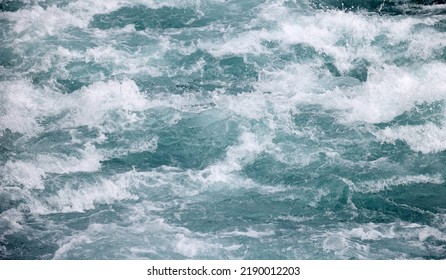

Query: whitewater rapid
<box><xmin>1</xmin><ymin>0</ymin><xmax>446</xmax><ymax>259</ymax></box>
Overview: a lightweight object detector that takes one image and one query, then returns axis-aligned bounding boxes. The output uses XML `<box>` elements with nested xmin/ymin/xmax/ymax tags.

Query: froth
<box><xmin>376</xmin><ymin>122</ymin><xmax>446</xmax><ymax>154</ymax></box>
<box><xmin>313</xmin><ymin>63</ymin><xmax>446</xmax><ymax>124</ymax></box>
<box><xmin>348</xmin><ymin>222</ymin><xmax>446</xmax><ymax>242</ymax></box>
<box><xmin>354</xmin><ymin>174</ymin><xmax>444</xmax><ymax>193</ymax></box>
<box><xmin>0</xmin><ymin>79</ymin><xmax>149</xmax><ymax>137</ymax></box>
<box><xmin>4</xmin><ymin>5</ymin><xmax>86</xmax><ymax>40</ymax></box>
<box><xmin>64</xmin><ymin>79</ymin><xmax>148</xmax><ymax>129</ymax></box>
<box><xmin>1</xmin><ymin>142</ymin><xmax>103</xmax><ymax>190</ymax></box>
<box><xmin>0</xmin><ymin>80</ymin><xmax>53</xmax><ymax>136</ymax></box>
<box><xmin>199</xmin><ymin>132</ymin><xmax>272</xmax><ymax>184</ymax></box>
<box><xmin>53</xmin><ymin>216</ymin><xmax>225</xmax><ymax>259</ymax></box>
<box><xmin>3</xmin><ymin>0</ymin><xmax>205</xmax><ymax>39</ymax></box>
<box><xmin>45</xmin><ymin>175</ymin><xmax>138</xmax><ymax>213</ymax></box>
<box><xmin>222</xmin><ymin>227</ymin><xmax>275</xmax><ymax>238</ymax></box>
<box><xmin>174</xmin><ymin>233</ymin><xmax>206</xmax><ymax>258</ymax></box>
<box><xmin>323</xmin><ymin>221</ymin><xmax>446</xmax><ymax>258</ymax></box>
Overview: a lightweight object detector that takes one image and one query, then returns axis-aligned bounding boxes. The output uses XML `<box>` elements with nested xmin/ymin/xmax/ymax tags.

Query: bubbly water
<box><xmin>1</xmin><ymin>0</ymin><xmax>446</xmax><ymax>259</ymax></box>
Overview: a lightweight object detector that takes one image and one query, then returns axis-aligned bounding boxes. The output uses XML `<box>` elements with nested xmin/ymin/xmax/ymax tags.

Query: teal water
<box><xmin>1</xmin><ymin>0</ymin><xmax>446</xmax><ymax>259</ymax></box>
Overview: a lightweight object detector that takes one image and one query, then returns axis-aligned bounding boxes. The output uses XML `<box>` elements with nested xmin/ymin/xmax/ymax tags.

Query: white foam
<box><xmin>191</xmin><ymin>6</ymin><xmax>446</xmax><ymax>127</ymax></box>
<box><xmin>312</xmin><ymin>62</ymin><xmax>446</xmax><ymax>124</ymax></box>
<box><xmin>45</xmin><ymin>172</ymin><xmax>139</xmax><ymax>213</ymax></box>
<box><xmin>174</xmin><ymin>233</ymin><xmax>206</xmax><ymax>258</ymax></box>
<box><xmin>199</xmin><ymin>131</ymin><xmax>271</xmax><ymax>184</ymax></box>
<box><xmin>41</xmin><ymin>143</ymin><xmax>102</xmax><ymax>173</ymax></box>
<box><xmin>322</xmin><ymin>235</ymin><xmax>348</xmax><ymax>252</ymax></box>
<box><xmin>255</xmin><ymin>64</ymin><xmax>319</xmax><ymax>100</ymax></box>
<box><xmin>68</xmin><ymin>0</ymin><xmax>207</xmax><ymax>14</ymax></box>
<box><xmin>322</xmin><ymin>221</ymin><xmax>446</xmax><ymax>258</ymax></box>
<box><xmin>350</xmin><ymin>225</ymin><xmax>395</xmax><ymax>241</ymax></box>
<box><xmin>347</xmin><ymin>222</ymin><xmax>446</xmax><ymax>242</ymax></box>
<box><xmin>1</xmin><ymin>143</ymin><xmax>103</xmax><ymax>190</ymax></box>
<box><xmin>222</xmin><ymin>227</ymin><xmax>275</xmax><ymax>238</ymax></box>
<box><xmin>203</xmin><ymin>29</ymin><xmax>271</xmax><ymax>57</ymax></box>
<box><xmin>418</xmin><ymin>227</ymin><xmax>446</xmax><ymax>242</ymax></box>
<box><xmin>354</xmin><ymin>174</ymin><xmax>444</xmax><ymax>194</ymax></box>
<box><xmin>3</xmin><ymin>5</ymin><xmax>87</xmax><ymax>40</ymax></box>
<box><xmin>53</xmin><ymin>214</ymin><xmax>225</xmax><ymax>259</ymax></box>
<box><xmin>376</xmin><ymin>122</ymin><xmax>446</xmax><ymax>154</ymax></box>
<box><xmin>0</xmin><ymin>1</ymin><xmax>161</xmax><ymax>38</ymax></box>
<box><xmin>200</xmin><ymin>8</ymin><xmax>444</xmax><ymax>67</ymax></box>
<box><xmin>192</xmin><ymin>7</ymin><xmax>446</xmax><ymax>127</ymax></box>
<box><xmin>1</xmin><ymin>78</ymin><xmax>149</xmax><ymax>139</ymax></box>
<box><xmin>2</xmin><ymin>161</ymin><xmax>46</xmax><ymax>190</ymax></box>
<box><xmin>0</xmin><ymin>80</ymin><xmax>55</xmax><ymax>136</ymax></box>
<box><xmin>1</xmin><ymin>0</ymin><xmax>213</xmax><ymax>48</ymax></box>
<box><xmin>62</xmin><ymin>79</ymin><xmax>148</xmax><ymax>130</ymax></box>
<box><xmin>129</xmin><ymin>136</ymin><xmax>158</xmax><ymax>153</ymax></box>
<box><xmin>53</xmin><ymin>234</ymin><xmax>93</xmax><ymax>259</ymax></box>
<box><xmin>276</xmin><ymin>215</ymin><xmax>314</xmax><ymax>223</ymax></box>
<box><xmin>53</xmin><ymin>223</ymin><xmax>104</xmax><ymax>259</ymax></box>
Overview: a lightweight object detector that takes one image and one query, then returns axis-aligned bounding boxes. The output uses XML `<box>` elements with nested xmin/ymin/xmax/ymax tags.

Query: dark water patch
<box><xmin>365</xmin><ymin>140</ymin><xmax>415</xmax><ymax>164</ymax></box>
<box><xmin>90</xmin><ymin>6</ymin><xmax>207</xmax><ymax>31</ymax></box>
<box><xmin>101</xmin><ymin>111</ymin><xmax>240</xmax><ymax>171</ymax></box>
<box><xmin>371</xmin><ymin>35</ymin><xmax>412</xmax><ymax>66</ymax></box>
<box><xmin>151</xmin><ymin>115</ymin><xmax>239</xmax><ymax>169</ymax></box>
<box><xmin>47</xmin><ymin>205</ymin><xmax>123</xmax><ymax>231</ymax></box>
<box><xmin>347</xmin><ymin>59</ymin><xmax>370</xmax><ymax>82</ymax></box>
<box><xmin>0</xmin><ymin>47</ymin><xmax>22</xmax><ymax>68</ymax></box>
<box><xmin>290</xmin><ymin>43</ymin><xmax>319</xmax><ymax>62</ymax></box>
<box><xmin>29</xmin><ymin>67</ymin><xmax>86</xmax><ymax>90</ymax></box>
<box><xmin>351</xmin><ymin>184</ymin><xmax>445</xmax><ymax>227</ymax></box>
<box><xmin>133</xmin><ymin>76</ymin><xmax>178</xmax><ymax>94</ymax></box>
<box><xmin>261</xmin><ymin>40</ymin><xmax>281</xmax><ymax>50</ymax></box>
<box><xmin>219</xmin><ymin>56</ymin><xmax>257</xmax><ymax>80</ymax></box>
<box><xmin>310</xmin><ymin>0</ymin><xmax>397</xmax><ymax>13</ymax></box>
<box><xmin>31</xmin><ymin>71</ymin><xmax>53</xmax><ymax>87</ymax></box>
<box><xmin>178</xmin><ymin>49</ymin><xmax>215</xmax><ymax>73</ymax></box>
<box><xmin>310</xmin><ymin>0</ymin><xmax>446</xmax><ymax>15</ymax></box>
<box><xmin>0</xmin><ymin>129</ymin><xmax>22</xmax><ymax>163</ymax></box>
<box><xmin>63</xmin><ymin>61</ymin><xmax>112</xmax><ymax>85</ymax></box>
<box><xmin>434</xmin><ymin>19</ymin><xmax>446</xmax><ymax>32</ymax></box>
<box><xmin>404</xmin><ymin>153</ymin><xmax>446</xmax><ymax>180</ymax></box>
<box><xmin>316</xmin><ymin>52</ymin><xmax>342</xmax><ymax>77</ymax></box>
<box><xmin>100</xmin><ymin>152</ymin><xmax>170</xmax><ymax>172</ymax></box>
<box><xmin>1</xmin><ymin>223</ymin><xmax>59</xmax><ymax>260</ymax></box>
<box><xmin>25</xmin><ymin>129</ymin><xmax>74</xmax><ymax>154</ymax></box>
<box><xmin>0</xmin><ymin>0</ymin><xmax>25</xmax><ymax>12</ymax></box>
<box><xmin>177</xmin><ymin>50</ymin><xmax>258</xmax><ymax>94</ymax></box>
<box><xmin>388</xmin><ymin>183</ymin><xmax>446</xmax><ymax>212</ymax></box>
<box><xmin>440</xmin><ymin>47</ymin><xmax>446</xmax><ymax>62</ymax></box>
<box><xmin>158</xmin><ymin>191</ymin><xmax>280</xmax><ymax>233</ymax></box>
<box><xmin>56</xmin><ymin>79</ymin><xmax>87</xmax><ymax>93</ymax></box>
<box><xmin>243</xmin><ymin>154</ymin><xmax>299</xmax><ymax>186</ymax></box>
<box><xmin>292</xmin><ymin>105</ymin><xmax>363</xmax><ymax>142</ymax></box>
<box><xmin>136</xmin><ymin>50</ymin><xmax>257</xmax><ymax>94</ymax></box>
<box><xmin>218</xmin><ymin>56</ymin><xmax>258</xmax><ymax>93</ymax></box>
<box><xmin>0</xmin><ymin>194</ymin><xmax>24</xmax><ymax>213</ymax></box>
<box><xmin>278</xmin><ymin>44</ymin><xmax>368</xmax><ymax>81</ymax></box>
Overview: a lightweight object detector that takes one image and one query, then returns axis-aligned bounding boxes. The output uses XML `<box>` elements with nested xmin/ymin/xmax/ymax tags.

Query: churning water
<box><xmin>1</xmin><ymin>0</ymin><xmax>446</xmax><ymax>259</ymax></box>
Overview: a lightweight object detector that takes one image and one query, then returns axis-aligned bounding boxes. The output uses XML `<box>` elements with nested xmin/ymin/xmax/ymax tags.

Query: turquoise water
<box><xmin>1</xmin><ymin>0</ymin><xmax>446</xmax><ymax>259</ymax></box>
